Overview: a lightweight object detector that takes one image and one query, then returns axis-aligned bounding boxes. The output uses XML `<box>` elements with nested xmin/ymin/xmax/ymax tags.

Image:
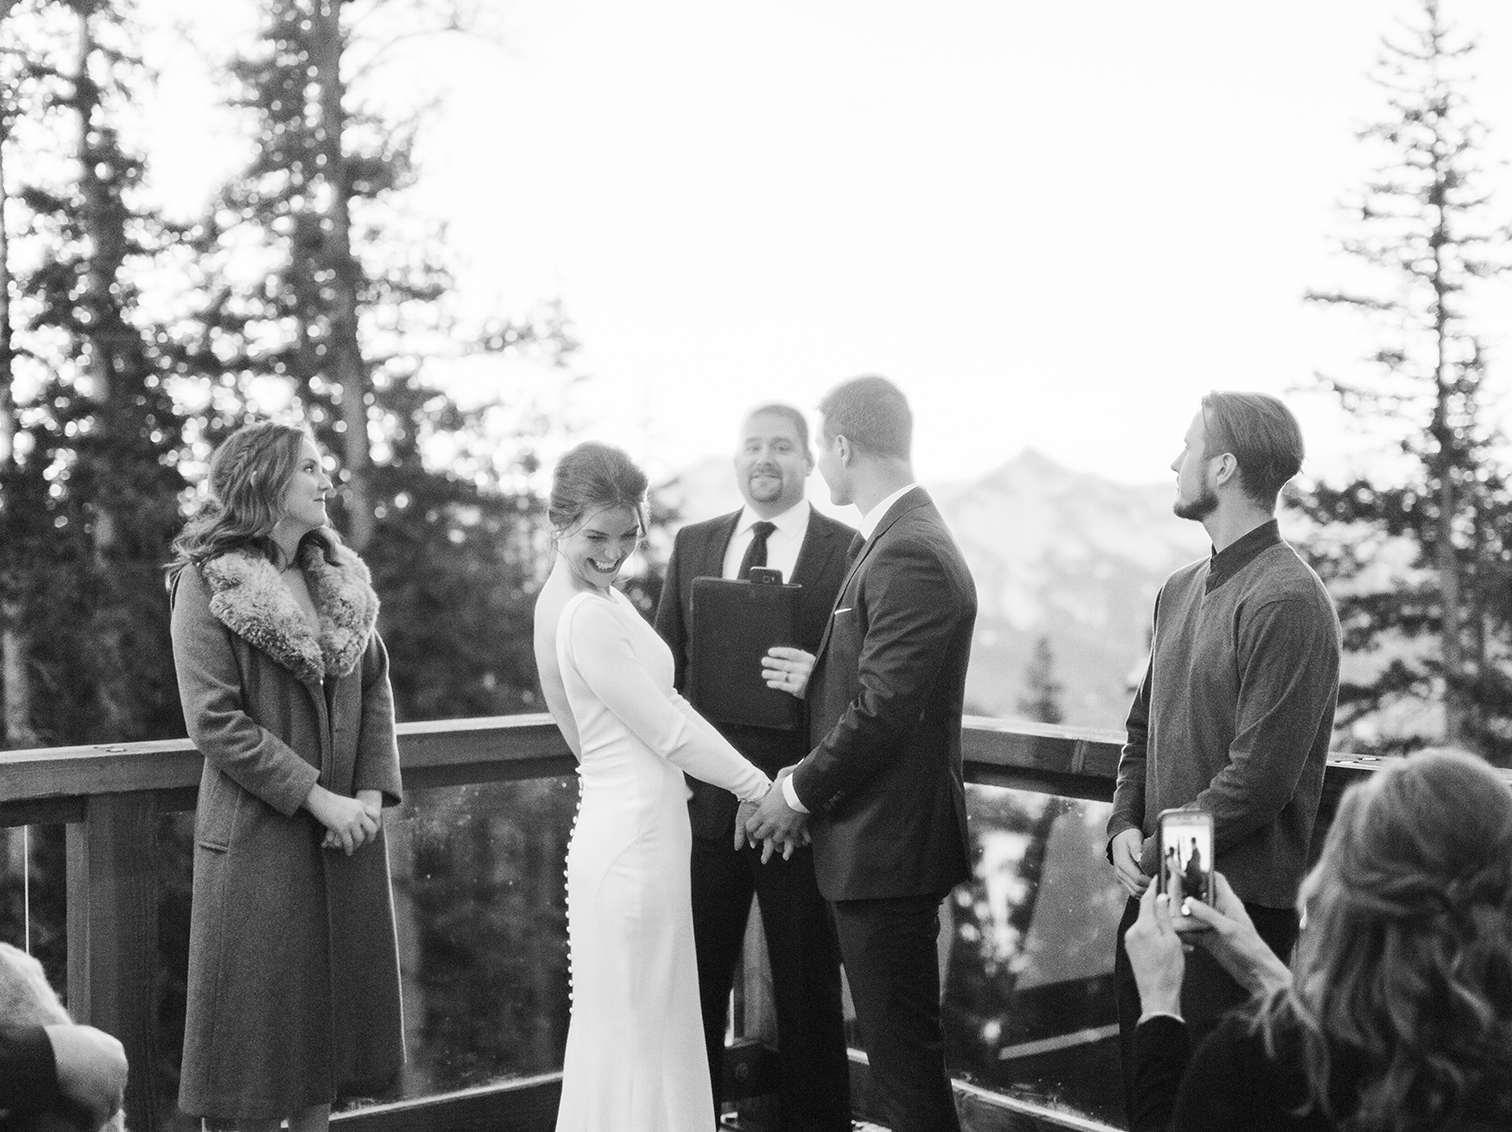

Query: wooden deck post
<box><xmin>67</xmin><ymin>790</ymin><xmax>163</xmax><ymax>1132</ymax></box>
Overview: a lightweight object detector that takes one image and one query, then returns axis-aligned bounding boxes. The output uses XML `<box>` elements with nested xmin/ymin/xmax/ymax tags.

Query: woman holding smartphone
<box><xmin>168</xmin><ymin>421</ymin><xmax>404</xmax><ymax>1132</ymax></box>
<box><xmin>1126</xmin><ymin>748</ymin><xmax>1512</xmax><ymax>1131</ymax></box>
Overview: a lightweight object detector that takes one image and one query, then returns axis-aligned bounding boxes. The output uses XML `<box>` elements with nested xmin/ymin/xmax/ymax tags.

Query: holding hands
<box><xmin>733</xmin><ymin>790</ymin><xmax>803</xmax><ymax>862</ymax></box>
<box><xmin>745</xmin><ymin>766</ymin><xmax>809</xmax><ymax>863</ymax></box>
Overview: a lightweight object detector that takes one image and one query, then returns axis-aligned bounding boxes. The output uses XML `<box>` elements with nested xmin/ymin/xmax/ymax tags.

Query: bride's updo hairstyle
<box><xmin>168</xmin><ymin>420</ymin><xmax>340</xmax><ymax>581</ymax></box>
<box><xmin>548</xmin><ymin>442</ymin><xmax>649</xmax><ymax>538</ymax></box>
<box><xmin>1258</xmin><ymin>747</ymin><xmax>1512</xmax><ymax>1131</ymax></box>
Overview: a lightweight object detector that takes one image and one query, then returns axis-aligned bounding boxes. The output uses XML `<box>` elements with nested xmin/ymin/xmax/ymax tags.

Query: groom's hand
<box><xmin>747</xmin><ymin>766</ymin><xmax>808</xmax><ymax>862</ymax></box>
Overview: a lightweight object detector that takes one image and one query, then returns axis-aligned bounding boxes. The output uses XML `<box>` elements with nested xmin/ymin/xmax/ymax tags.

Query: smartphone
<box><xmin>1156</xmin><ymin>807</ymin><xmax>1214</xmax><ymax>907</ymax></box>
<box><xmin>747</xmin><ymin>567</ymin><xmax>784</xmax><ymax>586</ymax></box>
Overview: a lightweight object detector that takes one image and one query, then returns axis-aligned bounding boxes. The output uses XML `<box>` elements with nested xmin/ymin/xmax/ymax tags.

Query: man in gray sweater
<box><xmin>1107</xmin><ymin>391</ymin><xmax>1341</xmax><ymax>1123</ymax></box>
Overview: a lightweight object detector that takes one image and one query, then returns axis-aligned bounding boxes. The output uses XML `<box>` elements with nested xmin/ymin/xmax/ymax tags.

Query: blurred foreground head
<box><xmin>1272</xmin><ymin>748</ymin><xmax>1512</xmax><ymax>1130</ymax></box>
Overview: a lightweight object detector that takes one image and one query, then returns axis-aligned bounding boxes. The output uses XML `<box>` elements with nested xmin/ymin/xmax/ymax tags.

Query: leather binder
<box><xmin>689</xmin><ymin>576</ymin><xmax>803</xmax><ymax>730</ymax></box>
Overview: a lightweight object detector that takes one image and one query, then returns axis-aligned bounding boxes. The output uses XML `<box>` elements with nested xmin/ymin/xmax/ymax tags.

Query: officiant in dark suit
<box><xmin>750</xmin><ymin>375</ymin><xmax>977</xmax><ymax>1132</ymax></box>
<box><xmin>654</xmin><ymin>402</ymin><xmax>855</xmax><ymax>1132</ymax></box>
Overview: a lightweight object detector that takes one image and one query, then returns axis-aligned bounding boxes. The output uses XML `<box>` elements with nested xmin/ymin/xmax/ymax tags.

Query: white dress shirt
<box><xmin>783</xmin><ymin>483</ymin><xmax>918</xmax><ymax>814</ymax></box>
<box><xmin>722</xmin><ymin>499</ymin><xmax>811</xmax><ymax>582</ymax></box>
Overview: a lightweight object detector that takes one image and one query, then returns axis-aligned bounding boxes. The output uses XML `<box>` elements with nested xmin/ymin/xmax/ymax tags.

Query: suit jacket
<box><xmin>0</xmin><ymin>1025</ymin><xmax>61</xmax><ymax>1121</ymax></box>
<box><xmin>792</xmin><ymin>486</ymin><xmax>976</xmax><ymax>902</ymax></box>
<box><xmin>655</xmin><ymin>506</ymin><xmax>857</xmax><ymax>839</ymax></box>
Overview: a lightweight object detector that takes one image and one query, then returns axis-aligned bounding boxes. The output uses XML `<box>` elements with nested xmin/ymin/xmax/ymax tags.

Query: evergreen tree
<box><xmin>179</xmin><ymin>0</ymin><xmax>579</xmax><ymax>720</ymax></box>
<box><xmin>0</xmin><ymin>4</ymin><xmax>188</xmax><ymax>1066</ymax></box>
<box><xmin>1016</xmin><ymin>634</ymin><xmax>1065</xmax><ymax>725</ymax></box>
<box><xmin>0</xmin><ymin>0</ymin><xmax>44</xmax><ymax>751</ymax></box>
<box><xmin>0</xmin><ymin>0</ymin><xmax>186</xmax><ymax>749</ymax></box>
<box><xmin>1301</xmin><ymin>0</ymin><xmax>1512</xmax><ymax>762</ymax></box>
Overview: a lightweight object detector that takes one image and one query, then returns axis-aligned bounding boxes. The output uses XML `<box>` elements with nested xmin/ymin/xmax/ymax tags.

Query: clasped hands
<box><xmin>307</xmin><ymin>785</ymin><xmax>384</xmax><ymax>855</ymax></box>
<box><xmin>1123</xmin><ymin>868</ymin><xmax>1293</xmax><ymax>1020</ymax></box>
<box><xmin>731</xmin><ymin>646</ymin><xmax>819</xmax><ymax>862</ymax></box>
<box><xmin>735</xmin><ymin>766</ymin><xmax>810</xmax><ymax>862</ymax></box>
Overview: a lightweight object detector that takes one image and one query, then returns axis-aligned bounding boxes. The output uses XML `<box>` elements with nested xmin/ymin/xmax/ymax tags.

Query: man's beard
<box><xmin>747</xmin><ymin>466</ymin><xmax>784</xmax><ymax>502</ymax></box>
<box><xmin>1174</xmin><ymin>482</ymin><xmax>1219</xmax><ymax>521</ymax></box>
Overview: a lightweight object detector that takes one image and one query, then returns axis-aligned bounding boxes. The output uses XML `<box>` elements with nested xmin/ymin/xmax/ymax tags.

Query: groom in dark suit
<box><xmin>654</xmin><ymin>402</ymin><xmax>854</xmax><ymax>1132</ymax></box>
<box><xmin>750</xmin><ymin>375</ymin><xmax>976</xmax><ymax>1132</ymax></box>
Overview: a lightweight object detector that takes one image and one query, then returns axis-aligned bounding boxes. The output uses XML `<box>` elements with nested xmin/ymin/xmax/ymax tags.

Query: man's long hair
<box><xmin>1252</xmin><ymin>748</ymin><xmax>1512</xmax><ymax>1130</ymax></box>
<box><xmin>167</xmin><ymin>421</ymin><xmax>340</xmax><ymax>584</ymax></box>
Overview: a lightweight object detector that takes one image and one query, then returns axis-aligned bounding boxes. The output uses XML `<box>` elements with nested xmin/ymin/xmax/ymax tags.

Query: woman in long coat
<box><xmin>168</xmin><ymin>421</ymin><xmax>404</xmax><ymax>1132</ymax></box>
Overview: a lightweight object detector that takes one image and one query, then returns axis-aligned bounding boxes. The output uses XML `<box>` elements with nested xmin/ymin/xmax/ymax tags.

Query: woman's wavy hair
<box><xmin>167</xmin><ymin>421</ymin><xmax>340</xmax><ymax>583</ymax></box>
<box><xmin>547</xmin><ymin>442</ymin><xmax>648</xmax><ymax>539</ymax></box>
<box><xmin>1255</xmin><ymin>748</ymin><xmax>1512</xmax><ymax>1130</ymax></box>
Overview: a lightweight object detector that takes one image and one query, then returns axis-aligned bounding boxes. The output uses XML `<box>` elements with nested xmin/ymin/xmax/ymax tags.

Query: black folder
<box><xmin>689</xmin><ymin>576</ymin><xmax>803</xmax><ymax>731</ymax></box>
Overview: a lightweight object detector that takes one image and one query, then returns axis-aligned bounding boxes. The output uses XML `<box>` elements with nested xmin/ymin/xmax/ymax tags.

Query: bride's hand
<box><xmin>734</xmin><ymin>794</ymin><xmax>765</xmax><ymax>851</ymax></box>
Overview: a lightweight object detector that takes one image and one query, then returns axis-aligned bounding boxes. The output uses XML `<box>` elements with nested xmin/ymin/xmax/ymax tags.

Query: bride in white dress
<box><xmin>534</xmin><ymin>443</ymin><xmax>775</xmax><ymax>1132</ymax></box>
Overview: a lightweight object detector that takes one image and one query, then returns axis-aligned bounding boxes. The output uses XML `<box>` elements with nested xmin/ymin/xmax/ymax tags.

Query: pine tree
<box><xmin>180</xmin><ymin>0</ymin><xmax>579</xmax><ymax>719</ymax></box>
<box><xmin>0</xmin><ymin>5</ymin><xmax>189</xmax><ymax>1080</ymax></box>
<box><xmin>0</xmin><ymin>0</ymin><xmax>186</xmax><ymax>747</ymax></box>
<box><xmin>1017</xmin><ymin>635</ymin><xmax>1065</xmax><ymax>725</ymax></box>
<box><xmin>1301</xmin><ymin>0</ymin><xmax>1512</xmax><ymax>762</ymax></box>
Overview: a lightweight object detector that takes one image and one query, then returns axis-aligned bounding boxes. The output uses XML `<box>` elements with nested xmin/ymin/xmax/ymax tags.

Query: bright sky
<box><xmin>137</xmin><ymin>0</ymin><xmax>1512</xmax><ymax>489</ymax></box>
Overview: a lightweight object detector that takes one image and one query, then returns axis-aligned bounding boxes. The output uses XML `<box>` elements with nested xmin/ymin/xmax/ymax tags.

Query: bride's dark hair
<box><xmin>548</xmin><ymin>442</ymin><xmax>649</xmax><ymax>537</ymax></box>
<box><xmin>1254</xmin><ymin>747</ymin><xmax>1512</xmax><ymax>1130</ymax></box>
<box><xmin>167</xmin><ymin>421</ymin><xmax>340</xmax><ymax>583</ymax></box>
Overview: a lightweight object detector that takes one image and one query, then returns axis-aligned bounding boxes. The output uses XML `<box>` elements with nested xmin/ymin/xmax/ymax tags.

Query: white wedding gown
<box><xmin>553</xmin><ymin>587</ymin><xmax>770</xmax><ymax>1132</ymax></box>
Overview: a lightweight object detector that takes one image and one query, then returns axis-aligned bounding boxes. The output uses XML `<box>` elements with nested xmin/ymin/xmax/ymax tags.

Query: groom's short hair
<box><xmin>818</xmin><ymin>375</ymin><xmax>912</xmax><ymax>460</ymax></box>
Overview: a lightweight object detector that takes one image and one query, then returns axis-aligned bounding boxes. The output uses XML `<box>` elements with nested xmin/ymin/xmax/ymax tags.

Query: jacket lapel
<box><xmin>705</xmin><ymin>511</ymin><xmax>741</xmax><ymax>580</ymax></box>
<box><xmin>814</xmin><ymin>487</ymin><xmax>931</xmax><ymax>662</ymax></box>
<box><xmin>790</xmin><ymin>512</ymin><xmax>841</xmax><ymax>589</ymax></box>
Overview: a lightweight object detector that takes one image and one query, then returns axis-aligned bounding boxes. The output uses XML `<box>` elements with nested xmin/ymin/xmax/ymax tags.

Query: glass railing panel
<box><xmin>941</xmin><ymin>783</ymin><xmax>1125</xmax><ymax>1127</ymax></box>
<box><xmin>0</xmin><ymin>823</ymin><xmax>69</xmax><ymax>998</ymax></box>
<box><xmin>145</xmin><ymin>774</ymin><xmax>579</xmax><ymax>1128</ymax></box>
<box><xmin>387</xmin><ymin>775</ymin><xmax>577</xmax><ymax>1094</ymax></box>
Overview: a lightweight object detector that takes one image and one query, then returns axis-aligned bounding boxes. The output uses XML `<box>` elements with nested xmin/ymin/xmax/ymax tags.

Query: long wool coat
<box><xmin>170</xmin><ymin>541</ymin><xmax>405</xmax><ymax>1119</ymax></box>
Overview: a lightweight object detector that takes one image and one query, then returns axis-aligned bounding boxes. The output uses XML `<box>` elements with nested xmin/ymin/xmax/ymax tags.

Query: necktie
<box><xmin>738</xmin><ymin>521</ymin><xmax>777</xmax><ymax>579</ymax></box>
<box><xmin>846</xmin><ymin>531</ymin><xmax>866</xmax><ymax>567</ymax></box>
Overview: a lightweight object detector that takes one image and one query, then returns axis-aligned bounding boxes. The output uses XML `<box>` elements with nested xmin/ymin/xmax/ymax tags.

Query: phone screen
<box><xmin>1157</xmin><ymin>809</ymin><xmax>1214</xmax><ymax>906</ymax></box>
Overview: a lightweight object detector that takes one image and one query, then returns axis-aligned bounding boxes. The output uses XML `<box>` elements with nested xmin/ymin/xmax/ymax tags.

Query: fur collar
<box><xmin>202</xmin><ymin>541</ymin><xmax>380</xmax><ymax>684</ymax></box>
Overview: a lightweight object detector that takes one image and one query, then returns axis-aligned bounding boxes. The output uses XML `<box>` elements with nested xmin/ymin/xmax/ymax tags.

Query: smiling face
<box><xmin>278</xmin><ymin>435</ymin><xmax>334</xmax><ymax>537</ymax></box>
<box><xmin>734</xmin><ymin>409</ymin><xmax>812</xmax><ymax>517</ymax></box>
<box><xmin>557</xmin><ymin>504</ymin><xmax>642</xmax><ymax>593</ymax></box>
<box><xmin>1171</xmin><ymin>409</ymin><xmax>1219</xmax><ymax>522</ymax></box>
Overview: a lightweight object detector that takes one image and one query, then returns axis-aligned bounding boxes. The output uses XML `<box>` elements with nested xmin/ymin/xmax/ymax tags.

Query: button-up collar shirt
<box><xmin>722</xmin><ymin>499</ymin><xmax>811</xmax><ymax>582</ymax></box>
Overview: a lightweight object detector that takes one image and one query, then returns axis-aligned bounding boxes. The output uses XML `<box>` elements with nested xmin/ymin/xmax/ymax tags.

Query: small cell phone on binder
<box><xmin>689</xmin><ymin>572</ymin><xmax>802</xmax><ymax>730</ymax></box>
<box><xmin>1156</xmin><ymin>807</ymin><xmax>1214</xmax><ymax>908</ymax></box>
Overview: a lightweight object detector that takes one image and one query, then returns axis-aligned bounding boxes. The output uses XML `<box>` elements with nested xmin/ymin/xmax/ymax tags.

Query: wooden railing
<box><xmin>0</xmin><ymin>715</ymin><xmax>1404</xmax><ymax>1132</ymax></box>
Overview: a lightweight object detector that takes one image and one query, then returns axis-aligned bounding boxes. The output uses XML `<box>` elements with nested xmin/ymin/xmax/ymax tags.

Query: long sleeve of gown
<box><xmin>563</xmin><ymin>596</ymin><xmax>770</xmax><ymax>801</ymax></box>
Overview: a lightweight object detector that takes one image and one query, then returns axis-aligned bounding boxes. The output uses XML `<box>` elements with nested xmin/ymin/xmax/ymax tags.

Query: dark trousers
<box><xmin>1114</xmin><ymin>893</ymin><xmax>1300</xmax><ymax>1128</ymax></box>
<box><xmin>691</xmin><ymin>835</ymin><xmax>851</xmax><ymax>1132</ymax></box>
<box><xmin>831</xmin><ymin>893</ymin><xmax>961</xmax><ymax>1132</ymax></box>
